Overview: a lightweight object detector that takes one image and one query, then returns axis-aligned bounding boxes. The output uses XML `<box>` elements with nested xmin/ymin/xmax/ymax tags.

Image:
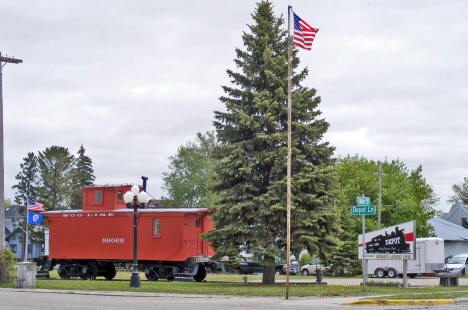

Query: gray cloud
<box><xmin>1</xmin><ymin>0</ymin><xmax>467</xmax><ymax>211</ymax></box>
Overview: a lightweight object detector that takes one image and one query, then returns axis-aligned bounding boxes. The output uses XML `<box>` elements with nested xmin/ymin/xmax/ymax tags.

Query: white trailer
<box><xmin>367</xmin><ymin>238</ymin><xmax>445</xmax><ymax>278</ymax></box>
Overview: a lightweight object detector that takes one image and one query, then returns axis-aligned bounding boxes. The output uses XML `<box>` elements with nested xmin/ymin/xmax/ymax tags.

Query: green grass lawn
<box><xmin>2</xmin><ymin>270</ymin><xmax>467</xmax><ymax>298</ymax></box>
<box><xmin>10</xmin><ymin>271</ymin><xmax>460</xmax><ymax>298</ymax></box>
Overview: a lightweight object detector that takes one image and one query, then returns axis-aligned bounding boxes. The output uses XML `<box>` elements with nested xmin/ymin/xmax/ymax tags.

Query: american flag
<box><xmin>28</xmin><ymin>199</ymin><xmax>45</xmax><ymax>212</ymax></box>
<box><xmin>293</xmin><ymin>12</ymin><xmax>319</xmax><ymax>51</ymax></box>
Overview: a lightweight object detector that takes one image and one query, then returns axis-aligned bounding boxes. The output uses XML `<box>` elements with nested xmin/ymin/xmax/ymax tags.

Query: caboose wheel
<box><xmin>104</xmin><ymin>263</ymin><xmax>117</xmax><ymax>280</ymax></box>
<box><xmin>58</xmin><ymin>264</ymin><xmax>71</xmax><ymax>279</ymax></box>
<box><xmin>145</xmin><ymin>266</ymin><xmax>159</xmax><ymax>281</ymax></box>
<box><xmin>80</xmin><ymin>263</ymin><xmax>98</xmax><ymax>280</ymax></box>
<box><xmin>193</xmin><ymin>264</ymin><xmax>207</xmax><ymax>282</ymax></box>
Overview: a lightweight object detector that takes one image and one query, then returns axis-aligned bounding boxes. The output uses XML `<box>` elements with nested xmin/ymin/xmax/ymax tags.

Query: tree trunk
<box><xmin>262</xmin><ymin>266</ymin><xmax>275</xmax><ymax>284</ymax></box>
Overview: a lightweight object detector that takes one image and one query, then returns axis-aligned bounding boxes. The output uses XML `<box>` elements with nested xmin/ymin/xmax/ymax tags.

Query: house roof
<box><xmin>429</xmin><ymin>217</ymin><xmax>468</xmax><ymax>241</ymax></box>
<box><xmin>5</xmin><ymin>219</ymin><xmax>13</xmax><ymax>233</ymax></box>
<box><xmin>5</xmin><ymin>205</ymin><xmax>23</xmax><ymax>219</ymax></box>
<box><xmin>443</xmin><ymin>204</ymin><xmax>468</xmax><ymax>221</ymax></box>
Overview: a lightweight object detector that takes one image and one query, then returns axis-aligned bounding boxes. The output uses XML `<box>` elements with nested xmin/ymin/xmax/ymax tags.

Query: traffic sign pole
<box><xmin>362</xmin><ymin>214</ymin><xmax>366</xmax><ymax>291</ymax></box>
<box><xmin>354</xmin><ymin>196</ymin><xmax>373</xmax><ymax>291</ymax></box>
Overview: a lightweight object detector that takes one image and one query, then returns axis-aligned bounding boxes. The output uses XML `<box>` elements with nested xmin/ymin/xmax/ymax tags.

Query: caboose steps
<box><xmin>174</xmin><ymin>274</ymin><xmax>195</xmax><ymax>282</ymax></box>
<box><xmin>36</xmin><ymin>270</ymin><xmax>50</xmax><ymax>279</ymax></box>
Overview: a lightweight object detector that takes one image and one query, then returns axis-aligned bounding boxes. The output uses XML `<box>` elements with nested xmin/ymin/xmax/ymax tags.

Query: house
<box><xmin>442</xmin><ymin>201</ymin><xmax>468</xmax><ymax>228</ymax></box>
<box><xmin>428</xmin><ymin>217</ymin><xmax>468</xmax><ymax>257</ymax></box>
<box><xmin>4</xmin><ymin>205</ymin><xmax>45</xmax><ymax>260</ymax></box>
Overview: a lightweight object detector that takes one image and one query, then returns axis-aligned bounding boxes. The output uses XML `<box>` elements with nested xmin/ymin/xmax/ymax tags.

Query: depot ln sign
<box><xmin>351</xmin><ymin>205</ymin><xmax>376</xmax><ymax>215</ymax></box>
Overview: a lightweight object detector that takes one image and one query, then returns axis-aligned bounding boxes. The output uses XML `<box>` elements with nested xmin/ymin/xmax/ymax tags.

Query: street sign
<box><xmin>351</xmin><ymin>205</ymin><xmax>376</xmax><ymax>215</ymax></box>
<box><xmin>356</xmin><ymin>196</ymin><xmax>370</xmax><ymax>206</ymax></box>
<box><xmin>354</xmin><ymin>195</ymin><xmax>374</xmax><ymax>291</ymax></box>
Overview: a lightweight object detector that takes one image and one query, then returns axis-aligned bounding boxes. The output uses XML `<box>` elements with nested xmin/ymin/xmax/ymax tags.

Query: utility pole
<box><xmin>373</xmin><ymin>162</ymin><xmax>386</xmax><ymax>229</ymax></box>
<box><xmin>0</xmin><ymin>52</ymin><xmax>22</xmax><ymax>248</ymax></box>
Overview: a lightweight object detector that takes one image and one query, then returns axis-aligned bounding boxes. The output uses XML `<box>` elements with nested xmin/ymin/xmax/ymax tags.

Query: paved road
<box><xmin>1</xmin><ymin>289</ymin><xmax>467</xmax><ymax>310</ymax></box>
<box><xmin>280</xmin><ymin>276</ymin><xmax>468</xmax><ymax>286</ymax></box>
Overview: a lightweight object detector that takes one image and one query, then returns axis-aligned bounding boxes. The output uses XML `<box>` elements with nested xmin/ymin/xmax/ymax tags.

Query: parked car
<box><xmin>276</xmin><ymin>261</ymin><xmax>300</xmax><ymax>275</ymax></box>
<box><xmin>237</xmin><ymin>260</ymin><xmax>263</xmax><ymax>274</ymax></box>
<box><xmin>301</xmin><ymin>259</ymin><xmax>327</xmax><ymax>276</ymax></box>
<box><xmin>445</xmin><ymin>253</ymin><xmax>468</xmax><ymax>275</ymax></box>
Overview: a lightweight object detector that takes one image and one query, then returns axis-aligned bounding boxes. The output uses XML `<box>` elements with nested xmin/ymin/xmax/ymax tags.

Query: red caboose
<box><xmin>43</xmin><ymin>184</ymin><xmax>216</xmax><ymax>281</ymax></box>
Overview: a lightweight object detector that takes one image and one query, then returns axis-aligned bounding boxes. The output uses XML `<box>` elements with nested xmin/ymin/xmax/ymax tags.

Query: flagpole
<box><xmin>285</xmin><ymin>4</ymin><xmax>292</xmax><ymax>301</ymax></box>
<box><xmin>24</xmin><ymin>198</ymin><xmax>29</xmax><ymax>262</ymax></box>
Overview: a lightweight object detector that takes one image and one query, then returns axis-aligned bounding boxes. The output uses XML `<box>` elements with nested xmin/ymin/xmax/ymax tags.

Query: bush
<box><xmin>0</xmin><ymin>247</ymin><xmax>15</xmax><ymax>284</ymax></box>
<box><xmin>299</xmin><ymin>253</ymin><xmax>312</xmax><ymax>267</ymax></box>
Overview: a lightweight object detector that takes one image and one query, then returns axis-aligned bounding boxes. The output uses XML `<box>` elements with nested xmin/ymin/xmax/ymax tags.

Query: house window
<box><xmin>153</xmin><ymin>219</ymin><xmax>160</xmax><ymax>236</ymax></box>
<box><xmin>117</xmin><ymin>190</ymin><xmax>123</xmax><ymax>201</ymax></box>
<box><xmin>9</xmin><ymin>244</ymin><xmax>17</xmax><ymax>253</ymax></box>
<box><xmin>95</xmin><ymin>190</ymin><xmax>102</xmax><ymax>203</ymax></box>
<box><xmin>28</xmin><ymin>244</ymin><xmax>33</xmax><ymax>255</ymax></box>
<box><xmin>41</xmin><ymin>243</ymin><xmax>45</xmax><ymax>252</ymax></box>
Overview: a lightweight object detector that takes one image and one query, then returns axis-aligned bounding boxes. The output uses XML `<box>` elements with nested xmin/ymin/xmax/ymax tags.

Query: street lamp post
<box><xmin>123</xmin><ymin>184</ymin><xmax>149</xmax><ymax>288</ymax></box>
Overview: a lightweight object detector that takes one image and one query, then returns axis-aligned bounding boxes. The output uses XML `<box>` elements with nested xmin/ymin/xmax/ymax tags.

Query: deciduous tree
<box><xmin>448</xmin><ymin>177</ymin><xmax>468</xmax><ymax>205</ymax></box>
<box><xmin>331</xmin><ymin>155</ymin><xmax>438</xmax><ymax>272</ymax></box>
<box><xmin>162</xmin><ymin>132</ymin><xmax>218</xmax><ymax>208</ymax></box>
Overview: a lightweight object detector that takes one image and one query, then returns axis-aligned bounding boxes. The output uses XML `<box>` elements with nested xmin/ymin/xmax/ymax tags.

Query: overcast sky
<box><xmin>1</xmin><ymin>0</ymin><xmax>467</xmax><ymax>211</ymax></box>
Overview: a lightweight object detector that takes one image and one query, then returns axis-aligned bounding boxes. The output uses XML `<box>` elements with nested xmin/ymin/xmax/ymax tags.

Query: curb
<box><xmin>345</xmin><ymin>299</ymin><xmax>455</xmax><ymax>306</ymax></box>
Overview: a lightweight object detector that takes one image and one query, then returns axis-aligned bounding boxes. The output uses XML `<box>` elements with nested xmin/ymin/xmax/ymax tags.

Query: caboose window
<box><xmin>153</xmin><ymin>219</ymin><xmax>160</xmax><ymax>236</ymax></box>
<box><xmin>195</xmin><ymin>218</ymin><xmax>201</xmax><ymax>228</ymax></box>
<box><xmin>117</xmin><ymin>190</ymin><xmax>123</xmax><ymax>200</ymax></box>
<box><xmin>95</xmin><ymin>190</ymin><xmax>102</xmax><ymax>203</ymax></box>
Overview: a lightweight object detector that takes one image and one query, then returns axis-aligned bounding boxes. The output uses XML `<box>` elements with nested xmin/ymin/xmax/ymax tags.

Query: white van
<box><xmin>367</xmin><ymin>238</ymin><xmax>445</xmax><ymax>278</ymax></box>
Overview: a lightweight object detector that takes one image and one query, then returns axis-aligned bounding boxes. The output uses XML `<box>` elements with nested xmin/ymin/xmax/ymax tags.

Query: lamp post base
<box><xmin>130</xmin><ymin>272</ymin><xmax>140</xmax><ymax>288</ymax></box>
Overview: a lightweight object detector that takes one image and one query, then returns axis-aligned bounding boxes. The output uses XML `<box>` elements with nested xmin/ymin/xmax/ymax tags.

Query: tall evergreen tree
<box><xmin>203</xmin><ymin>1</ymin><xmax>338</xmax><ymax>284</ymax></box>
<box><xmin>37</xmin><ymin>146</ymin><xmax>75</xmax><ymax>210</ymax></box>
<box><xmin>13</xmin><ymin>152</ymin><xmax>39</xmax><ymax>207</ymax></box>
<box><xmin>70</xmin><ymin>145</ymin><xmax>95</xmax><ymax>209</ymax></box>
<box><xmin>12</xmin><ymin>152</ymin><xmax>40</xmax><ymax>261</ymax></box>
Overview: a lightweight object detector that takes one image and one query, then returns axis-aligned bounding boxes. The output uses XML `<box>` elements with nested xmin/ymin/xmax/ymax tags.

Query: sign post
<box><xmin>352</xmin><ymin>196</ymin><xmax>375</xmax><ymax>291</ymax></box>
<box><xmin>362</xmin><ymin>214</ymin><xmax>366</xmax><ymax>290</ymax></box>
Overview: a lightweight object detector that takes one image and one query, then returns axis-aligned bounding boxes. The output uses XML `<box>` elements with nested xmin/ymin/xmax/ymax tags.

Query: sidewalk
<box><xmin>2</xmin><ymin>287</ymin><xmax>468</xmax><ymax>306</ymax></box>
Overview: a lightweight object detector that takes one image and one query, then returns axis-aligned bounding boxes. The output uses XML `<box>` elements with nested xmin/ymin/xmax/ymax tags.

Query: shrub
<box><xmin>299</xmin><ymin>253</ymin><xmax>312</xmax><ymax>267</ymax></box>
<box><xmin>0</xmin><ymin>247</ymin><xmax>15</xmax><ymax>284</ymax></box>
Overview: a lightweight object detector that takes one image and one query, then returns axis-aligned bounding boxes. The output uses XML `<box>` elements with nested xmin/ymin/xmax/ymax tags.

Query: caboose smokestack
<box><xmin>141</xmin><ymin>176</ymin><xmax>148</xmax><ymax>191</ymax></box>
